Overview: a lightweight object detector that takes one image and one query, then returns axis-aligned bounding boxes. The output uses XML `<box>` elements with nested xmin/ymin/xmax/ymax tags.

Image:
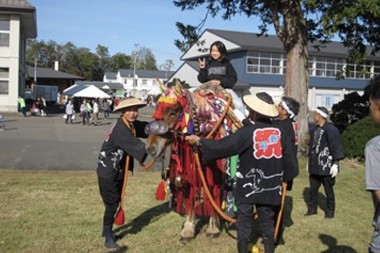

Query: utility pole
<box><xmin>133</xmin><ymin>55</ymin><xmax>136</xmax><ymax>97</ymax></box>
<box><xmin>132</xmin><ymin>43</ymin><xmax>140</xmax><ymax>98</ymax></box>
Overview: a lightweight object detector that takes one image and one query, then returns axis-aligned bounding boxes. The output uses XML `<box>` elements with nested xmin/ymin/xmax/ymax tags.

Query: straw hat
<box><xmin>243</xmin><ymin>93</ymin><xmax>279</xmax><ymax>117</ymax></box>
<box><xmin>113</xmin><ymin>97</ymin><xmax>147</xmax><ymax>112</ymax></box>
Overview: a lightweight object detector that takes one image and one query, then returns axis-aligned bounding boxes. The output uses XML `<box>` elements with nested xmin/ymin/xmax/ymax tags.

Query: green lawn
<box><xmin>0</xmin><ymin>158</ymin><xmax>373</xmax><ymax>253</ymax></box>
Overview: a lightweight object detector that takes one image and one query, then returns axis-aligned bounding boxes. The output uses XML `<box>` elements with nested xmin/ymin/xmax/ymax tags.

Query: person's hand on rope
<box><xmin>185</xmin><ymin>135</ymin><xmax>200</xmax><ymax>146</ymax></box>
<box><xmin>330</xmin><ymin>163</ymin><xmax>339</xmax><ymax>178</ymax></box>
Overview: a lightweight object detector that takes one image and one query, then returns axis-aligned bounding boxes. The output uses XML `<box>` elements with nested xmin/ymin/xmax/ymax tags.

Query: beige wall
<box><xmin>0</xmin><ymin>15</ymin><xmax>21</xmax><ymax>112</ymax></box>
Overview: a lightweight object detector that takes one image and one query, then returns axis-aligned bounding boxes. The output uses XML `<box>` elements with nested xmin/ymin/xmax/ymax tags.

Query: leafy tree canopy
<box><xmin>173</xmin><ymin>0</ymin><xmax>380</xmax><ymax>60</ymax></box>
<box><xmin>26</xmin><ymin>40</ymin><xmax>162</xmax><ymax>81</ymax></box>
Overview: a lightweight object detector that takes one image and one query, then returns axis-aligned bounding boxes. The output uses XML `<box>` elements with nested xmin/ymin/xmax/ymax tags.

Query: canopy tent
<box><xmin>62</xmin><ymin>84</ymin><xmax>82</xmax><ymax>95</ymax></box>
<box><xmin>64</xmin><ymin>84</ymin><xmax>111</xmax><ymax>98</ymax></box>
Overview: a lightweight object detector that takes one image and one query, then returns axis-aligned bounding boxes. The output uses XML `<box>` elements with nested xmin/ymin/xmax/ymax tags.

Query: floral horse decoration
<box><xmin>145</xmin><ymin>80</ymin><xmax>243</xmax><ymax>240</ymax></box>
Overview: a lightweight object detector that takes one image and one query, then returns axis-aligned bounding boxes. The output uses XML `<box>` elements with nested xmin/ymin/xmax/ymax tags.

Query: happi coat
<box><xmin>199</xmin><ymin>118</ymin><xmax>298</xmax><ymax>205</ymax></box>
<box><xmin>308</xmin><ymin>122</ymin><xmax>344</xmax><ymax>176</ymax></box>
<box><xmin>97</xmin><ymin>118</ymin><xmax>148</xmax><ymax>180</ymax></box>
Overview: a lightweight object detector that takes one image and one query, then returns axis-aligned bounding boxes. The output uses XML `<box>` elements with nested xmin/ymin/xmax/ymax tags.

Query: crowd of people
<box><xmin>63</xmin><ymin>97</ymin><xmax>119</xmax><ymax>126</ymax></box>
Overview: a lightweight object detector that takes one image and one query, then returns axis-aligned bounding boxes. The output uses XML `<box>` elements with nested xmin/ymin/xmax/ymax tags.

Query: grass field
<box><xmin>0</xmin><ymin>158</ymin><xmax>373</xmax><ymax>253</ymax></box>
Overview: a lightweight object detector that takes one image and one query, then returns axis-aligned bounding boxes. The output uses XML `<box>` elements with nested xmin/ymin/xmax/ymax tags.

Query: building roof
<box><xmin>197</xmin><ymin>29</ymin><xmax>379</xmax><ymax>59</ymax></box>
<box><xmin>104</xmin><ymin>72</ymin><xmax>117</xmax><ymax>80</ymax></box>
<box><xmin>0</xmin><ymin>0</ymin><xmax>37</xmax><ymax>38</ymax></box>
<box><xmin>119</xmin><ymin>69</ymin><xmax>175</xmax><ymax>79</ymax></box>
<box><xmin>76</xmin><ymin>81</ymin><xmax>124</xmax><ymax>90</ymax></box>
<box><xmin>26</xmin><ymin>66</ymin><xmax>84</xmax><ymax>80</ymax></box>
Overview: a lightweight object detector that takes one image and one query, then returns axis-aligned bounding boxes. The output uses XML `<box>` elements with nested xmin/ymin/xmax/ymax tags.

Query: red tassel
<box><xmin>155</xmin><ymin>180</ymin><xmax>167</xmax><ymax>201</ymax></box>
<box><xmin>114</xmin><ymin>207</ymin><xmax>125</xmax><ymax>225</ymax></box>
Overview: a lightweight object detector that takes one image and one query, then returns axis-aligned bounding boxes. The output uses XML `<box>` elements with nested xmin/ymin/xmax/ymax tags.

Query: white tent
<box><xmin>71</xmin><ymin>85</ymin><xmax>111</xmax><ymax>98</ymax></box>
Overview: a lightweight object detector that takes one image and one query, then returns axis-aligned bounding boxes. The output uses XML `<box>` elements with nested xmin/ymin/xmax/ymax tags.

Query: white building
<box><xmin>104</xmin><ymin>69</ymin><xmax>174</xmax><ymax>99</ymax></box>
<box><xmin>0</xmin><ymin>0</ymin><xmax>36</xmax><ymax>112</ymax></box>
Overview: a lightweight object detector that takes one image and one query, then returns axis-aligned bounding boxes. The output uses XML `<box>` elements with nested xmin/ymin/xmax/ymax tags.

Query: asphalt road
<box><xmin>0</xmin><ymin>106</ymin><xmax>163</xmax><ymax>171</ymax></box>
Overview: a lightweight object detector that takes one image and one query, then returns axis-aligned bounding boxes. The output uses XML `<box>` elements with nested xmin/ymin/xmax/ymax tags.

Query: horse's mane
<box><xmin>153</xmin><ymin>83</ymin><xmax>234</xmax><ymax>135</ymax></box>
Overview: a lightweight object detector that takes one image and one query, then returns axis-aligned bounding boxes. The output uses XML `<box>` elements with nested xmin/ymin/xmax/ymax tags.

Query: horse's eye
<box><xmin>169</xmin><ymin>111</ymin><xmax>177</xmax><ymax>117</ymax></box>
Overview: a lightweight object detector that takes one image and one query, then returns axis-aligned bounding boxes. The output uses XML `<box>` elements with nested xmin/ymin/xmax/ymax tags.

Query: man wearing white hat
<box><xmin>186</xmin><ymin>92</ymin><xmax>298</xmax><ymax>253</ymax></box>
<box><xmin>305</xmin><ymin>106</ymin><xmax>344</xmax><ymax>219</ymax></box>
<box><xmin>96</xmin><ymin>97</ymin><xmax>149</xmax><ymax>250</ymax></box>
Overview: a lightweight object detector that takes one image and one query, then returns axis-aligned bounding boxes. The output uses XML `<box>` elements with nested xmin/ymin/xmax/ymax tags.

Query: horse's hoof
<box><xmin>205</xmin><ymin>230</ymin><xmax>221</xmax><ymax>238</ymax></box>
<box><xmin>179</xmin><ymin>237</ymin><xmax>193</xmax><ymax>244</ymax></box>
<box><xmin>180</xmin><ymin>232</ymin><xmax>195</xmax><ymax>241</ymax></box>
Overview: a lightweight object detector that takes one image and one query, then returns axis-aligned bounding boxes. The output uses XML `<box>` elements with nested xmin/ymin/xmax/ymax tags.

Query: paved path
<box><xmin>0</xmin><ymin>107</ymin><xmax>160</xmax><ymax>170</ymax></box>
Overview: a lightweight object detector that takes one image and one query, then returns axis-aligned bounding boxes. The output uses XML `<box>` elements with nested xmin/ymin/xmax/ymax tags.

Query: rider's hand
<box><xmin>198</xmin><ymin>58</ymin><xmax>206</xmax><ymax>69</ymax></box>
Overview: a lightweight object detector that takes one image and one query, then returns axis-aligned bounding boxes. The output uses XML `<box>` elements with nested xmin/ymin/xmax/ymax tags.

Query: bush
<box><xmin>330</xmin><ymin>92</ymin><xmax>369</xmax><ymax>133</ymax></box>
<box><xmin>341</xmin><ymin>116</ymin><xmax>380</xmax><ymax>161</ymax></box>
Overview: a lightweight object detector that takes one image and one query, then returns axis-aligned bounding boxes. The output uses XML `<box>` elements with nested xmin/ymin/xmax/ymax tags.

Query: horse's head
<box><xmin>145</xmin><ymin>81</ymin><xmax>187</xmax><ymax>159</ymax></box>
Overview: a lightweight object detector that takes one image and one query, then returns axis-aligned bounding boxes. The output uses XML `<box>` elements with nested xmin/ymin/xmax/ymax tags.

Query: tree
<box><xmin>26</xmin><ymin>40</ymin><xmax>161</xmax><ymax>81</ymax></box>
<box><xmin>26</xmin><ymin>40</ymin><xmax>62</xmax><ymax>68</ymax></box>
<box><xmin>131</xmin><ymin>44</ymin><xmax>158</xmax><ymax>70</ymax></box>
<box><xmin>95</xmin><ymin>45</ymin><xmax>111</xmax><ymax>75</ymax></box>
<box><xmin>159</xmin><ymin>59</ymin><xmax>175</xmax><ymax>79</ymax></box>
<box><xmin>110</xmin><ymin>53</ymin><xmax>132</xmax><ymax>71</ymax></box>
<box><xmin>173</xmin><ymin>0</ymin><xmax>380</xmax><ymax>146</ymax></box>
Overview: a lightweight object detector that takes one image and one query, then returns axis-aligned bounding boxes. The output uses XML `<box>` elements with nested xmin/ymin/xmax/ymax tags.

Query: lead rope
<box><xmin>192</xmin><ymin>93</ymin><xmax>239</xmax><ymax>223</ymax></box>
<box><xmin>117</xmin><ymin>117</ymin><xmax>136</xmax><ymax>223</ymax></box>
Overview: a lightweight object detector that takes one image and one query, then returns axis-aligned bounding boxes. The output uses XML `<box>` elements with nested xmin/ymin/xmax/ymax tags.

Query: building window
<box><xmin>247</xmin><ymin>51</ymin><xmax>286</xmax><ymax>75</ymax></box>
<box><xmin>317</xmin><ymin>94</ymin><xmax>339</xmax><ymax>109</ymax></box>
<box><xmin>0</xmin><ymin>67</ymin><xmax>9</xmax><ymax>94</ymax></box>
<box><xmin>142</xmin><ymin>79</ymin><xmax>147</xmax><ymax>86</ymax></box>
<box><xmin>0</xmin><ymin>16</ymin><xmax>10</xmax><ymax>47</ymax></box>
<box><xmin>311</xmin><ymin>56</ymin><xmax>345</xmax><ymax>78</ymax></box>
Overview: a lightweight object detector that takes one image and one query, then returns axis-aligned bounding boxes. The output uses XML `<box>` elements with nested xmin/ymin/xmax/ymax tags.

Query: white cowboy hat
<box><xmin>113</xmin><ymin>97</ymin><xmax>147</xmax><ymax>112</ymax></box>
<box><xmin>243</xmin><ymin>93</ymin><xmax>279</xmax><ymax>117</ymax></box>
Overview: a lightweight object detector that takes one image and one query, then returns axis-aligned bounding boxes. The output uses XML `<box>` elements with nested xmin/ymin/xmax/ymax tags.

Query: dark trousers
<box><xmin>236</xmin><ymin>201</ymin><xmax>277</xmax><ymax>253</ymax></box>
<box><xmin>98</xmin><ymin>176</ymin><xmax>123</xmax><ymax>226</ymax></box>
<box><xmin>308</xmin><ymin>174</ymin><xmax>335</xmax><ymax>216</ymax></box>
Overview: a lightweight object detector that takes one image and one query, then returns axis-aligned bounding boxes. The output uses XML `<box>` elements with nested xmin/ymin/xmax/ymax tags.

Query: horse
<box><xmin>145</xmin><ymin>80</ymin><xmax>242</xmax><ymax>240</ymax></box>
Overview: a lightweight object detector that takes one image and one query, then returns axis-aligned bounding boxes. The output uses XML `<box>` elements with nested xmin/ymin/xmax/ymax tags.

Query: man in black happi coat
<box><xmin>186</xmin><ymin>92</ymin><xmax>299</xmax><ymax>253</ymax></box>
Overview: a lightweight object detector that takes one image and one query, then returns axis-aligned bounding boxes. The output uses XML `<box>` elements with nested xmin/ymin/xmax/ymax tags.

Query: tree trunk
<box><xmin>285</xmin><ymin>40</ymin><xmax>309</xmax><ymax>153</ymax></box>
<box><xmin>282</xmin><ymin>1</ymin><xmax>309</xmax><ymax>154</ymax></box>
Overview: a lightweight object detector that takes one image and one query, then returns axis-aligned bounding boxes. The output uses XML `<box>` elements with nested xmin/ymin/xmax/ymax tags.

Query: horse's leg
<box><xmin>205</xmin><ymin>209</ymin><xmax>221</xmax><ymax>237</ymax></box>
<box><xmin>180</xmin><ymin>212</ymin><xmax>195</xmax><ymax>240</ymax></box>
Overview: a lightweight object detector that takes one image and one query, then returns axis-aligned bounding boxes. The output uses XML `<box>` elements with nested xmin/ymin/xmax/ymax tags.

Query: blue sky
<box><xmin>30</xmin><ymin>0</ymin><xmax>268</xmax><ymax>69</ymax></box>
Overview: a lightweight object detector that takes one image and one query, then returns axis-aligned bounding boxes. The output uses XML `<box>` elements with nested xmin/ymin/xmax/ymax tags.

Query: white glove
<box><xmin>330</xmin><ymin>164</ymin><xmax>339</xmax><ymax>178</ymax></box>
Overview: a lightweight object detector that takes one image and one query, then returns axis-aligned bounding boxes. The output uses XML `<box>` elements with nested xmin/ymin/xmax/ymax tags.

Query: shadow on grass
<box><xmin>114</xmin><ymin>202</ymin><xmax>171</xmax><ymax>238</ymax></box>
<box><xmin>319</xmin><ymin>233</ymin><xmax>357</xmax><ymax>253</ymax></box>
<box><xmin>303</xmin><ymin>187</ymin><xmax>329</xmax><ymax>214</ymax></box>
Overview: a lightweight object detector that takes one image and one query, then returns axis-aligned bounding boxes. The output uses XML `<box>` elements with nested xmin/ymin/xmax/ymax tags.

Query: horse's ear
<box><xmin>158</xmin><ymin>79</ymin><xmax>168</xmax><ymax>93</ymax></box>
<box><xmin>174</xmin><ymin>80</ymin><xmax>183</xmax><ymax>97</ymax></box>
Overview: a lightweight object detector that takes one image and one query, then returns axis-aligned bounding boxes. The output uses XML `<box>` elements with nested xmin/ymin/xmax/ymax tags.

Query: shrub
<box><xmin>341</xmin><ymin>116</ymin><xmax>380</xmax><ymax>161</ymax></box>
<box><xmin>330</xmin><ymin>92</ymin><xmax>368</xmax><ymax>133</ymax></box>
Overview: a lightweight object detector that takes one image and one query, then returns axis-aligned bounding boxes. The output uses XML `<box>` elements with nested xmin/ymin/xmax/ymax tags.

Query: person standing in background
<box><xmin>65</xmin><ymin>99</ymin><xmax>75</xmax><ymax>124</ymax></box>
<box><xmin>93</xmin><ymin>98</ymin><xmax>99</xmax><ymax>126</ymax></box>
<box><xmin>305</xmin><ymin>106</ymin><xmax>344</xmax><ymax>219</ymax></box>
<box><xmin>364</xmin><ymin>75</ymin><xmax>380</xmax><ymax>253</ymax></box>
<box><xmin>17</xmin><ymin>96</ymin><xmax>27</xmax><ymax>117</ymax></box>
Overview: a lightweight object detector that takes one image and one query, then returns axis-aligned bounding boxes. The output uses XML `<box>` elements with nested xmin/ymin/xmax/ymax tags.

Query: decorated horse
<box><xmin>145</xmin><ymin>80</ymin><xmax>243</xmax><ymax>240</ymax></box>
